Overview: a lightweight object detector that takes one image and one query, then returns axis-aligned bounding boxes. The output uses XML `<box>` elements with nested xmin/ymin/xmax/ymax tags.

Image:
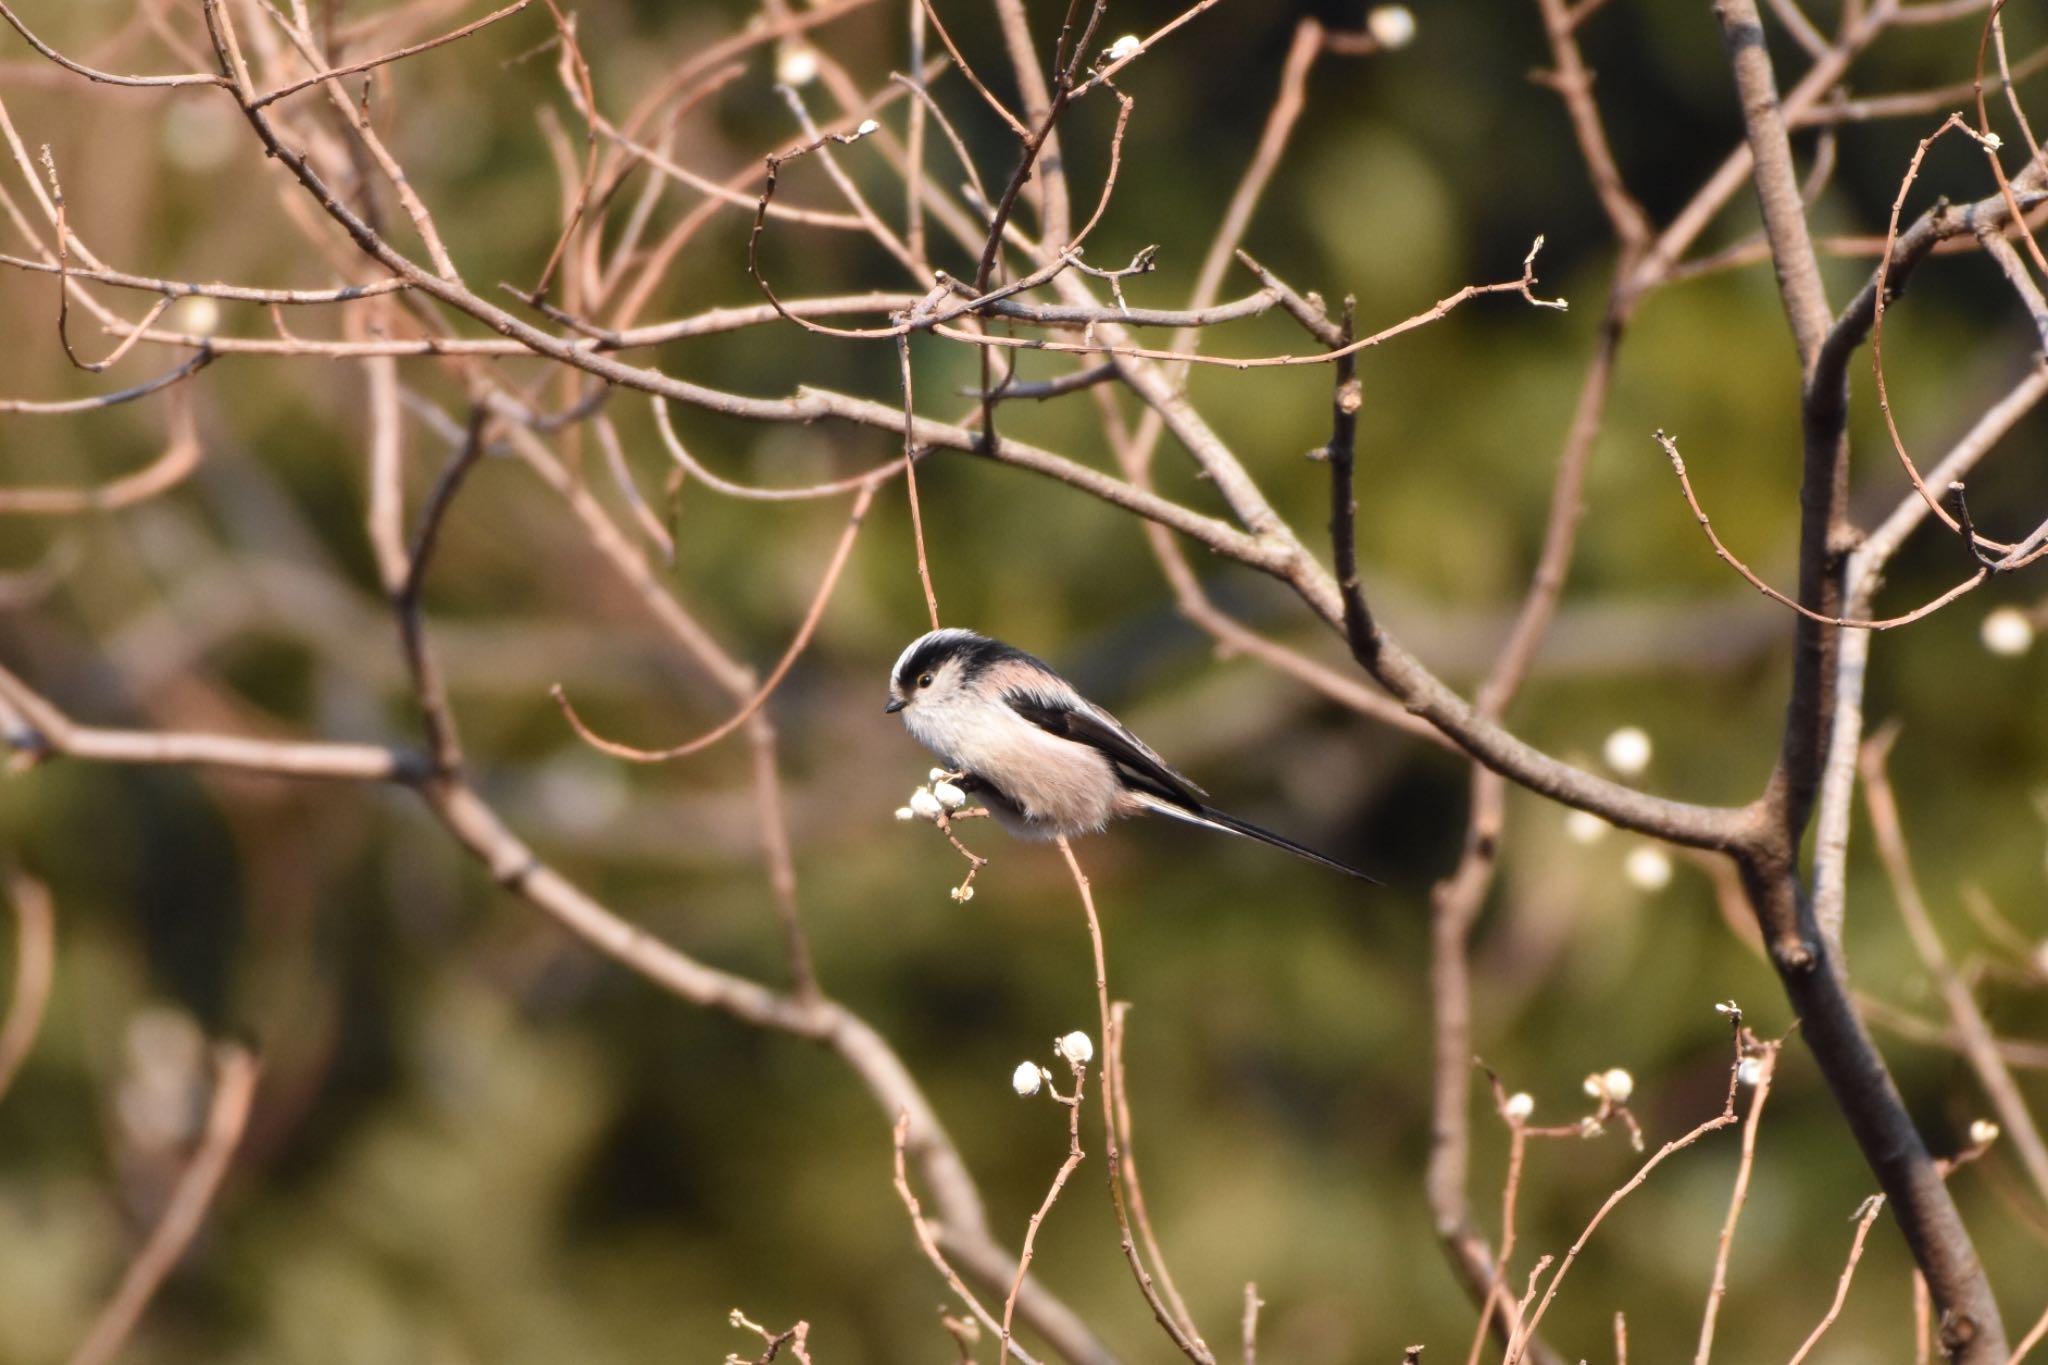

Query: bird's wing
<box><xmin>1002</xmin><ymin>689</ymin><xmax>1208</xmax><ymax>805</ymax></box>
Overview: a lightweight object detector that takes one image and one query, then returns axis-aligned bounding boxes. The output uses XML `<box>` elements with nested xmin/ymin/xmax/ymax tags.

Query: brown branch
<box><xmin>1461</xmin><ymin>1094</ymin><xmax>1533</xmax><ymax>1365</ymax></box>
<box><xmin>915</xmin><ymin>0</ymin><xmax>1028</xmax><ymax>138</ymax></box>
<box><xmin>1533</xmin><ymin>0</ymin><xmax>1651</xmax><ymax>247</ymax></box>
<box><xmin>1785</xmin><ymin>1194</ymin><xmax>1887</xmax><ymax>1365</ymax></box>
<box><xmin>1715</xmin><ymin>0</ymin><xmax>1838</xmax><ymax>362</ymax></box>
<box><xmin>892</xmin><ymin>1114</ymin><xmax>1045</xmax><ymax>1365</ymax></box>
<box><xmin>392</xmin><ymin>407</ymin><xmax>489</xmax><ymax>775</ymax></box>
<box><xmin>1001</xmin><ymin>1062</ymin><xmax>1088</xmax><ymax>1363</ymax></box>
<box><xmin>1107</xmin><ymin>1003</ymin><xmax>1203</xmax><ymax>1353</ymax></box>
<box><xmin>0</xmin><ymin>1</ymin><xmax>227</xmax><ymax>87</ymax></box>
<box><xmin>0</xmin><ymin>394</ymin><xmax>201</xmax><ymax>514</ymax></box>
<box><xmin>1811</xmin><ymin>364</ymin><xmax>2048</xmax><ymax>943</ymax></box>
<box><xmin>2012</xmin><ymin>1300</ymin><xmax>2048</xmax><ymax>1365</ymax></box>
<box><xmin>0</xmin><ymin>661</ymin><xmax>420</xmax><ymax>781</ymax></box>
<box><xmin>550</xmin><ymin>479</ymin><xmax>881</xmax><ymax>761</ymax></box>
<box><xmin>67</xmin><ymin>1043</ymin><xmax>261</xmax><ymax>1365</ymax></box>
<box><xmin>932</xmin><ymin>242</ymin><xmax>1565</xmax><ymax>369</ymax></box>
<box><xmin>0</xmin><ymin>251</ymin><xmax>411</xmax><ymax>304</ymax></box>
<box><xmin>1694</xmin><ymin>1043</ymin><xmax>1779</xmax><ymax>1364</ymax></box>
<box><xmin>1059</xmin><ymin>839</ymin><xmax>1213</xmax><ymax>1365</ymax></box>
<box><xmin>899</xmin><ymin>334</ymin><xmax>942</xmax><ymax>630</ymax></box>
<box><xmin>1861</xmin><ymin>727</ymin><xmax>2048</xmax><ymax>1208</ymax></box>
<box><xmin>1654</xmin><ymin>430</ymin><xmax>1990</xmax><ymax>630</ymax></box>
<box><xmin>0</xmin><ymin>347</ymin><xmax>214</xmax><ymax>415</ymax></box>
<box><xmin>248</xmin><ymin>0</ymin><xmax>533</xmax><ymax>108</ymax></box>
<box><xmin>0</xmin><ymin>869</ymin><xmax>55</xmax><ymax>1105</ymax></box>
<box><xmin>1502</xmin><ymin>1024</ymin><xmax>1749</xmax><ymax>1365</ymax></box>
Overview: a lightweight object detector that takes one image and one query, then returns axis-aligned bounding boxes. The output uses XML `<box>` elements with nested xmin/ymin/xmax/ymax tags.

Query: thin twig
<box><xmin>1694</xmin><ymin>1043</ymin><xmax>1779</xmax><ymax>1364</ymax></box>
<box><xmin>0</xmin><ymin>869</ymin><xmax>56</xmax><ymax>1105</ymax></box>
<box><xmin>1861</xmin><ymin>726</ymin><xmax>2048</xmax><ymax>1205</ymax></box>
<box><xmin>1785</xmin><ymin>1194</ymin><xmax>1887</xmax><ymax>1365</ymax></box>
<box><xmin>1503</xmin><ymin>1024</ymin><xmax>1748</xmax><ymax>1365</ymax></box>
<box><xmin>899</xmin><ymin>334</ymin><xmax>942</xmax><ymax>630</ymax></box>
<box><xmin>1654</xmin><ymin>430</ymin><xmax>1989</xmax><ymax>630</ymax></box>
<box><xmin>892</xmin><ymin>1114</ymin><xmax>1044</xmax><ymax>1365</ymax></box>
<box><xmin>551</xmin><ymin>480</ymin><xmax>880</xmax><ymax>760</ymax></box>
<box><xmin>66</xmin><ymin>1043</ymin><xmax>262</xmax><ymax>1365</ymax></box>
<box><xmin>1058</xmin><ymin>838</ymin><xmax>1214</xmax><ymax>1365</ymax></box>
<box><xmin>1108</xmin><ymin>1003</ymin><xmax>1204</xmax><ymax>1349</ymax></box>
<box><xmin>1000</xmin><ymin>1063</ymin><xmax>1088</xmax><ymax>1362</ymax></box>
<box><xmin>249</xmin><ymin>0</ymin><xmax>531</xmax><ymax>107</ymax></box>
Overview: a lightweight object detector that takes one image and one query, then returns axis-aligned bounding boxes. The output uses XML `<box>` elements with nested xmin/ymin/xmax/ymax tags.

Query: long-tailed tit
<box><xmin>885</xmin><ymin>628</ymin><xmax>1379</xmax><ymax>882</ymax></box>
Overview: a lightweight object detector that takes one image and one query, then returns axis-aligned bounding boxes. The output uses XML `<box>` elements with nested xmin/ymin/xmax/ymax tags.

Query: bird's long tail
<box><xmin>1130</xmin><ymin>791</ymin><xmax>1382</xmax><ymax>884</ymax></box>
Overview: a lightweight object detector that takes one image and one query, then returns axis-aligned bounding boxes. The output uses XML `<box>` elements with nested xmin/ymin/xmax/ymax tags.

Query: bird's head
<box><xmin>884</xmin><ymin>627</ymin><xmax>992</xmax><ymax>717</ymax></box>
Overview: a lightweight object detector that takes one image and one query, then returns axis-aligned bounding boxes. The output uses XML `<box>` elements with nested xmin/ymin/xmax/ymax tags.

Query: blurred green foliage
<box><xmin>2</xmin><ymin>1</ymin><xmax>2046</xmax><ymax>1363</ymax></box>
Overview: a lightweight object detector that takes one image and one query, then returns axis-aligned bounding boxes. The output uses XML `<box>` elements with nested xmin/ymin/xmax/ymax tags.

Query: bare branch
<box><xmin>67</xmin><ymin>1043</ymin><xmax>261</xmax><ymax>1365</ymax></box>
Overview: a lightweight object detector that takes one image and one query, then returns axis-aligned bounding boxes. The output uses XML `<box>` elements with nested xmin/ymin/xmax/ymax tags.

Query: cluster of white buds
<box><xmin>1582</xmin><ymin>1068</ymin><xmax>1635</xmax><ymax>1105</ymax></box>
<box><xmin>1010</xmin><ymin>1031</ymin><xmax>1096</xmax><ymax>1098</ymax></box>
<box><xmin>1970</xmin><ymin>1118</ymin><xmax>2002</xmax><ymax>1146</ymax></box>
<box><xmin>896</xmin><ymin>770</ymin><xmax>969</xmax><ymax>823</ymax></box>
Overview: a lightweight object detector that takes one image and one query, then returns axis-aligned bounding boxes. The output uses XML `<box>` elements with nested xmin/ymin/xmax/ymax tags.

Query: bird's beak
<box><xmin>883</xmin><ymin>697</ymin><xmax>907</xmax><ymax>714</ymax></box>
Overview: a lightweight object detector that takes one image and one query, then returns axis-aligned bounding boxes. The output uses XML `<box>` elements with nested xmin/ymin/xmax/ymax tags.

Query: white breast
<box><xmin>904</xmin><ymin>699</ymin><xmax>1121</xmax><ymax>836</ymax></box>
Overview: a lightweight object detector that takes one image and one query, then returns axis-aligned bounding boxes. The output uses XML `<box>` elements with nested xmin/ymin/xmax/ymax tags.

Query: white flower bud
<box><xmin>1625</xmin><ymin>846</ymin><xmax>1672</xmax><ymax>892</ymax></box>
<box><xmin>908</xmin><ymin>787</ymin><xmax>943</xmax><ymax>820</ymax></box>
<box><xmin>1565</xmin><ymin>809</ymin><xmax>1609</xmax><ymax>845</ymax></box>
<box><xmin>949</xmin><ymin>883</ymin><xmax>975</xmax><ymax>903</ymax></box>
<box><xmin>1981</xmin><ymin>607</ymin><xmax>2034</xmax><ymax>657</ymax></box>
<box><xmin>1012</xmin><ymin>1062</ymin><xmax>1043</xmax><ymax>1096</ymax></box>
<box><xmin>1601</xmin><ymin>1068</ymin><xmax>1634</xmax><ymax>1104</ymax></box>
<box><xmin>1582</xmin><ymin>1073</ymin><xmax>1604</xmax><ymax>1099</ymax></box>
<box><xmin>854</xmin><ymin>118</ymin><xmax>880</xmax><ymax>138</ymax></box>
<box><xmin>168</xmin><ymin>295</ymin><xmax>221</xmax><ymax>337</ymax></box>
<box><xmin>1057</xmin><ymin>1031</ymin><xmax>1094</xmax><ymax>1065</ymax></box>
<box><xmin>933</xmin><ymin>781</ymin><xmax>967</xmax><ymax>811</ymax></box>
<box><xmin>775</xmin><ymin>44</ymin><xmax>819</xmax><ymax>87</ymax></box>
<box><xmin>930</xmin><ymin>769</ymin><xmax>951</xmax><ymax>783</ymax></box>
<box><xmin>894</xmin><ymin>806</ymin><xmax>916</xmax><ymax>822</ymax></box>
<box><xmin>1578</xmin><ymin>1116</ymin><xmax>1605</xmax><ymax>1138</ymax></box>
<box><xmin>1714</xmin><ymin>1000</ymin><xmax>1739</xmax><ymax>1015</ymax></box>
<box><xmin>1366</xmin><ymin>5</ymin><xmax>1416</xmax><ymax>50</ymax></box>
<box><xmin>1107</xmin><ymin>34</ymin><xmax>1141</xmax><ymax>62</ymax></box>
<box><xmin>1970</xmin><ymin>1118</ymin><xmax>2001</xmax><ymax>1146</ymax></box>
<box><xmin>1603</xmin><ymin>726</ymin><xmax>1653</xmax><ymax>776</ymax></box>
<box><xmin>1738</xmin><ymin>1056</ymin><xmax>1765</xmax><ymax>1087</ymax></box>
<box><xmin>1503</xmin><ymin>1092</ymin><xmax>1534</xmax><ymax>1123</ymax></box>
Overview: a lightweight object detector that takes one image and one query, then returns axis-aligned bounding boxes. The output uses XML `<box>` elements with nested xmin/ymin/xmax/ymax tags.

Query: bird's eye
<box><xmin>917</xmin><ymin>672</ymin><xmax>935</xmax><ymax>689</ymax></box>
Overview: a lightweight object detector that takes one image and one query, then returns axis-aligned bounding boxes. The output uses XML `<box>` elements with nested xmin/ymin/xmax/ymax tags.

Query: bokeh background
<box><xmin>2</xmin><ymin>0</ymin><xmax>2046</xmax><ymax>1361</ymax></box>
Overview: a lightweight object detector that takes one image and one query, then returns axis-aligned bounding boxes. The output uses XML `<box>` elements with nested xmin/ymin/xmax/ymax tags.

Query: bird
<box><xmin>884</xmin><ymin>628</ymin><xmax>1379</xmax><ymax>882</ymax></box>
